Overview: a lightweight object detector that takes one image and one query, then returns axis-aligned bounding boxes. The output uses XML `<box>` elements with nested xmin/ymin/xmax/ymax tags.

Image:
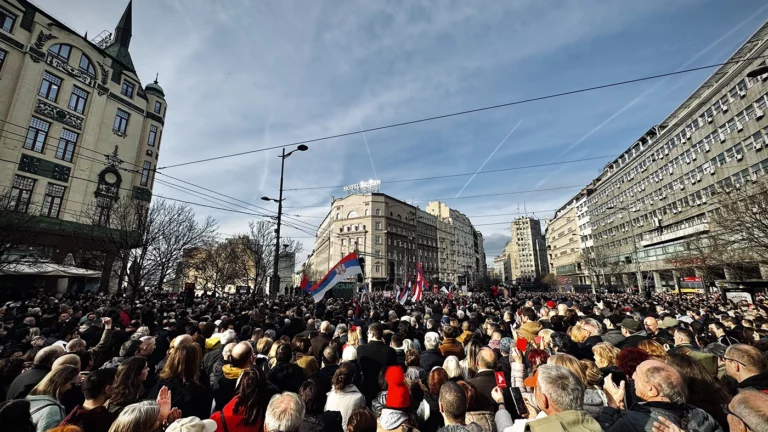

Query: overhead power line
<box><xmin>157</xmin><ymin>55</ymin><xmax>768</xmax><ymax>170</ymax></box>
<box><xmin>283</xmin><ymin>155</ymin><xmax>616</xmax><ymax>191</ymax></box>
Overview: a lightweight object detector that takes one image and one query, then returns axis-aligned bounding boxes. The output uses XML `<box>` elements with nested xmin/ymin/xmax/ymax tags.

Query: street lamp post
<box><xmin>262</xmin><ymin>145</ymin><xmax>308</xmax><ymax>297</ymax></box>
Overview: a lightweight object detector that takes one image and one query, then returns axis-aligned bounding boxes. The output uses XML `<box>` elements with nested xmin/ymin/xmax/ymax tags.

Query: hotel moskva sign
<box><xmin>344</xmin><ymin>179</ymin><xmax>381</xmax><ymax>196</ymax></box>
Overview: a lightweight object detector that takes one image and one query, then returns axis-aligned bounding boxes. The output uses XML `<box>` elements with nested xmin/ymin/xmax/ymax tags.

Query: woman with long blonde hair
<box><xmin>638</xmin><ymin>339</ymin><xmax>668</xmax><ymax>360</ymax></box>
<box><xmin>26</xmin><ymin>365</ymin><xmax>79</xmax><ymax>432</ymax></box>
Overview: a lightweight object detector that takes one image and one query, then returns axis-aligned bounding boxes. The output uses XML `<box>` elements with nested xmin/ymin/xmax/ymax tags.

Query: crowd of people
<box><xmin>0</xmin><ymin>287</ymin><xmax>767</xmax><ymax>432</ymax></box>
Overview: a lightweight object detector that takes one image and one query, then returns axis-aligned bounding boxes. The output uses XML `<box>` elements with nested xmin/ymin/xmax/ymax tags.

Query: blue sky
<box><xmin>38</xmin><ymin>0</ymin><xmax>768</xmax><ymax>267</ymax></box>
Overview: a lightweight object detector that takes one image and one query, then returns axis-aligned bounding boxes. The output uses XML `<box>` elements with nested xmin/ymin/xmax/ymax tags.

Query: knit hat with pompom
<box><xmin>384</xmin><ymin>366</ymin><xmax>410</xmax><ymax>409</ymax></box>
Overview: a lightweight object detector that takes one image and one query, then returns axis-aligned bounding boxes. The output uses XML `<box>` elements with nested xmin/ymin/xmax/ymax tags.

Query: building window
<box><xmin>140</xmin><ymin>161</ymin><xmax>151</xmax><ymax>186</ymax></box>
<box><xmin>0</xmin><ymin>49</ymin><xmax>6</xmax><ymax>72</ymax></box>
<box><xmin>47</xmin><ymin>44</ymin><xmax>71</xmax><ymax>62</ymax></box>
<box><xmin>375</xmin><ymin>250</ymin><xmax>381</xmax><ymax>258</ymax></box>
<box><xmin>39</xmin><ymin>72</ymin><xmax>62</xmax><ymax>102</ymax></box>
<box><xmin>78</xmin><ymin>54</ymin><xmax>95</xmax><ymax>77</ymax></box>
<box><xmin>113</xmin><ymin>109</ymin><xmax>129</xmax><ymax>135</ymax></box>
<box><xmin>24</xmin><ymin>117</ymin><xmax>50</xmax><ymax>153</ymax></box>
<box><xmin>341</xmin><ymin>239</ymin><xmax>345</xmax><ymax>246</ymax></box>
<box><xmin>10</xmin><ymin>175</ymin><xmax>35</xmax><ymax>213</ymax></box>
<box><xmin>121</xmin><ymin>80</ymin><xmax>135</xmax><ymax>98</ymax></box>
<box><xmin>68</xmin><ymin>86</ymin><xmax>88</xmax><ymax>114</ymax></box>
<box><xmin>375</xmin><ymin>235</ymin><xmax>382</xmax><ymax>245</ymax></box>
<box><xmin>365</xmin><ymin>209</ymin><xmax>370</xmax><ymax>216</ymax></box>
<box><xmin>42</xmin><ymin>183</ymin><xmax>65</xmax><ymax>218</ymax></box>
<box><xmin>374</xmin><ymin>264</ymin><xmax>381</xmax><ymax>273</ymax></box>
<box><xmin>148</xmin><ymin>125</ymin><xmax>158</xmax><ymax>147</ymax></box>
<box><xmin>347</xmin><ymin>211</ymin><xmax>359</xmax><ymax>218</ymax></box>
<box><xmin>154</xmin><ymin>101</ymin><xmax>162</xmax><ymax>114</ymax></box>
<box><xmin>375</xmin><ymin>221</ymin><xmax>382</xmax><ymax>230</ymax></box>
<box><xmin>0</xmin><ymin>6</ymin><xmax>16</xmax><ymax>32</ymax></box>
<box><xmin>375</xmin><ymin>209</ymin><xmax>381</xmax><ymax>216</ymax></box>
<box><xmin>55</xmin><ymin>129</ymin><xmax>78</xmax><ymax>162</ymax></box>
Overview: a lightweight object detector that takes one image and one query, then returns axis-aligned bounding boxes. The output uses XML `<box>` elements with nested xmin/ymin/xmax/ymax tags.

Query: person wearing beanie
<box><xmin>498</xmin><ymin>337</ymin><xmax>524</xmax><ymax>390</ymax></box>
<box><xmin>377</xmin><ymin>366</ymin><xmax>419</xmax><ymax>432</ymax></box>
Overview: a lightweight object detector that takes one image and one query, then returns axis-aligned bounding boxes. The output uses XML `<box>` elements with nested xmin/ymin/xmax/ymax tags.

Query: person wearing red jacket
<box><xmin>210</xmin><ymin>367</ymin><xmax>278</xmax><ymax>432</ymax></box>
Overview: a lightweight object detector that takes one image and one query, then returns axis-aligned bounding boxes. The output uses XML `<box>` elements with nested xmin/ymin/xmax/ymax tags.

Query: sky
<box><xmin>36</xmin><ymin>0</ymin><xmax>768</xmax><ymax>269</ymax></box>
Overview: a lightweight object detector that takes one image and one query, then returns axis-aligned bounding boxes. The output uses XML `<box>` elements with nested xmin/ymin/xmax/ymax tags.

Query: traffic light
<box><xmin>358</xmin><ymin>257</ymin><xmax>365</xmax><ymax>283</ymax></box>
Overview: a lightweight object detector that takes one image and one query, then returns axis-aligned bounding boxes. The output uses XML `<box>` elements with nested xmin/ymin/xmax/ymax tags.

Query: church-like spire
<box><xmin>113</xmin><ymin>0</ymin><xmax>132</xmax><ymax>49</ymax></box>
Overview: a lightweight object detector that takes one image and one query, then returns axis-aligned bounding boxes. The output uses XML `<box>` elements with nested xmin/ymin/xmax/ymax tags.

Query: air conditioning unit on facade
<box><xmin>704</xmin><ymin>144</ymin><xmax>711</xmax><ymax>152</ymax></box>
<box><xmin>686</xmin><ymin>131</ymin><xmax>692</xmax><ymax>140</ymax></box>
<box><xmin>756</xmin><ymin>108</ymin><xmax>765</xmax><ymax>119</ymax></box>
<box><xmin>678</xmin><ymin>184</ymin><xmax>685</xmax><ymax>191</ymax></box>
<box><xmin>722</xmin><ymin>104</ymin><xmax>729</xmax><ymax>113</ymax></box>
<box><xmin>751</xmin><ymin>173</ymin><xmax>758</xmax><ymax>182</ymax></box>
<box><xmin>707</xmin><ymin>116</ymin><xmax>713</xmax><ymax>124</ymax></box>
<box><xmin>736</xmin><ymin>153</ymin><xmax>744</xmax><ymax>161</ymax></box>
<box><xmin>736</xmin><ymin>121</ymin><xmax>743</xmax><ymax>132</ymax></box>
<box><xmin>720</xmin><ymin>134</ymin><xmax>727</xmax><ymax>143</ymax></box>
<box><xmin>664</xmin><ymin>148</ymin><xmax>670</xmax><ymax>155</ymax></box>
<box><xmin>668</xmin><ymin>167</ymin><xmax>674</xmax><ymax>175</ymax></box>
<box><xmin>692</xmin><ymin>153</ymin><xmax>697</xmax><ymax>160</ymax></box>
<box><xmin>739</xmin><ymin>90</ymin><xmax>746</xmax><ymax>98</ymax></box>
<box><xmin>685</xmin><ymin>157</ymin><xmax>691</xmax><ymax>164</ymax></box>
<box><xmin>709</xmin><ymin>167</ymin><xmax>717</xmax><ymax>175</ymax></box>
<box><xmin>696</xmin><ymin>174</ymin><xmax>702</xmax><ymax>182</ymax></box>
<box><xmin>660</xmin><ymin>193</ymin><xmax>667</xmax><ymax>199</ymax></box>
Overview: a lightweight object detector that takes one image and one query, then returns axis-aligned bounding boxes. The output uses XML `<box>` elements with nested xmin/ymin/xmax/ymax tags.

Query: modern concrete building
<box><xmin>546</xmin><ymin>190</ymin><xmax>591</xmax><ymax>289</ymax></box>
<box><xmin>576</xmin><ymin>20</ymin><xmax>768</xmax><ymax>291</ymax></box>
<box><xmin>434</xmin><ymin>215</ymin><xmax>456</xmax><ymax>283</ymax></box>
<box><xmin>507</xmin><ymin>217</ymin><xmax>549</xmax><ymax>283</ymax></box>
<box><xmin>0</xmin><ymin>1</ymin><xmax>167</xmax><ymax>289</ymax></box>
<box><xmin>492</xmin><ymin>254</ymin><xmax>509</xmax><ymax>282</ymax></box>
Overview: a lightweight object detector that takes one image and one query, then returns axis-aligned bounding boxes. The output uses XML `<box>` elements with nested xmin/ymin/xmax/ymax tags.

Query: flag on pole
<box><xmin>299</xmin><ymin>273</ymin><xmax>311</xmax><ymax>292</ymax></box>
<box><xmin>398</xmin><ymin>282</ymin><xmax>410</xmax><ymax>305</ymax></box>
<box><xmin>305</xmin><ymin>252</ymin><xmax>362</xmax><ymax>303</ymax></box>
<box><xmin>412</xmin><ymin>262</ymin><xmax>424</xmax><ymax>302</ymax></box>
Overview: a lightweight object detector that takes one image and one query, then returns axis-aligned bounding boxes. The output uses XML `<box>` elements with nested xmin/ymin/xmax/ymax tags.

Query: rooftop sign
<box><xmin>344</xmin><ymin>179</ymin><xmax>381</xmax><ymax>195</ymax></box>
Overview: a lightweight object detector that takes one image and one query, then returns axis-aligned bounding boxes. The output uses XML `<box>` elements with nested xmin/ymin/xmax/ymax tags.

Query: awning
<box><xmin>0</xmin><ymin>262</ymin><xmax>101</xmax><ymax>278</ymax></box>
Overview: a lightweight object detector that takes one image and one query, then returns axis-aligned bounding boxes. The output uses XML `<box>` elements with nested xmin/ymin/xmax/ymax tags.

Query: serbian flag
<box><xmin>299</xmin><ymin>273</ymin><xmax>311</xmax><ymax>292</ymax></box>
<box><xmin>398</xmin><ymin>281</ymin><xmax>410</xmax><ymax>305</ymax></box>
<box><xmin>412</xmin><ymin>262</ymin><xmax>424</xmax><ymax>302</ymax></box>
<box><xmin>306</xmin><ymin>252</ymin><xmax>362</xmax><ymax>303</ymax></box>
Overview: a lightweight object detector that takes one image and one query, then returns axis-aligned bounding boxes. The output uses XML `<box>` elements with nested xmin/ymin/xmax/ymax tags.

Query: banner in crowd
<box><xmin>305</xmin><ymin>252</ymin><xmax>362</xmax><ymax>302</ymax></box>
<box><xmin>412</xmin><ymin>262</ymin><xmax>424</xmax><ymax>302</ymax></box>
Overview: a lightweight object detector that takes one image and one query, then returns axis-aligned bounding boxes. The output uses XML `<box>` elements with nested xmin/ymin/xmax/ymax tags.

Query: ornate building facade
<box><xmin>0</xmin><ymin>1</ymin><xmax>167</xmax><ymax>288</ymax></box>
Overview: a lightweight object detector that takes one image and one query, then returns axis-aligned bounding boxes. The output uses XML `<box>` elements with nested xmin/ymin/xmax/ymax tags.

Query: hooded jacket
<box><xmin>525</xmin><ymin>410</ymin><xmax>602</xmax><ymax>432</ymax></box>
<box><xmin>378</xmin><ymin>408</ymin><xmax>418</xmax><ymax>432</ymax></box>
<box><xmin>27</xmin><ymin>395</ymin><xmax>66</xmax><ymax>432</ymax></box>
<box><xmin>517</xmin><ymin>322</ymin><xmax>542</xmax><ymax>342</ymax></box>
<box><xmin>601</xmin><ymin>329</ymin><xmax>625</xmax><ymax>346</ymax></box>
<box><xmin>597</xmin><ymin>401</ymin><xmax>723</xmax><ymax>432</ymax></box>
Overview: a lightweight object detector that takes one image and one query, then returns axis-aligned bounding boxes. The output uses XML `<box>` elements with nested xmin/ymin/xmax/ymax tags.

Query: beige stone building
<box><xmin>0</xmin><ymin>1</ymin><xmax>167</xmax><ymax>286</ymax></box>
<box><xmin>305</xmin><ymin>193</ymin><xmax>439</xmax><ymax>288</ymax></box>
<box><xmin>546</xmin><ymin>190</ymin><xmax>591</xmax><ymax>289</ymax></box>
<box><xmin>426</xmin><ymin>201</ymin><xmax>479</xmax><ymax>285</ymax></box>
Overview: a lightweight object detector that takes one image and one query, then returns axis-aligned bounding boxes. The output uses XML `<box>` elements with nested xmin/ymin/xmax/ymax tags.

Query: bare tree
<box><xmin>0</xmin><ymin>189</ymin><xmax>42</xmax><ymax>271</ymax></box>
<box><xmin>230</xmin><ymin>220</ymin><xmax>303</xmax><ymax>295</ymax></box>
<box><xmin>187</xmin><ymin>240</ymin><xmax>242</xmax><ymax>295</ymax></box>
<box><xmin>73</xmin><ymin>197</ymin><xmax>217</xmax><ymax>294</ymax></box>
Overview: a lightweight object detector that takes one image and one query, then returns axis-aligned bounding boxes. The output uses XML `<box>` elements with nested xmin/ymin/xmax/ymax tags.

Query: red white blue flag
<box><xmin>412</xmin><ymin>262</ymin><xmax>424</xmax><ymax>302</ymax></box>
<box><xmin>305</xmin><ymin>252</ymin><xmax>362</xmax><ymax>303</ymax></box>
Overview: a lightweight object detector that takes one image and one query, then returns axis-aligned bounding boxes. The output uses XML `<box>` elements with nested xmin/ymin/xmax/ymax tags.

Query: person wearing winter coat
<box><xmin>517</xmin><ymin>309</ymin><xmax>543</xmax><ymax>343</ymax></box>
<box><xmin>519</xmin><ymin>364</ymin><xmax>602</xmax><ymax>432</ymax></box>
<box><xmin>377</xmin><ymin>366</ymin><xmax>420</xmax><ymax>432</ymax></box>
<box><xmin>325</xmin><ymin>362</ymin><xmax>366</xmax><ymax>430</ymax></box>
<box><xmin>438</xmin><ymin>326</ymin><xmax>465</xmax><ymax>360</ymax></box>
<box><xmin>436</xmin><ymin>381</ymin><xmax>483</xmax><ymax>432</ymax></box>
<box><xmin>599</xmin><ymin>359</ymin><xmax>723</xmax><ymax>432</ymax></box>
<box><xmin>210</xmin><ymin>367</ymin><xmax>279</xmax><ymax>432</ymax></box>
<box><xmin>26</xmin><ymin>365</ymin><xmax>80</xmax><ymax>432</ymax></box>
<box><xmin>6</xmin><ymin>346</ymin><xmax>58</xmax><ymax>400</ymax></box>
<box><xmin>298</xmin><ymin>378</ymin><xmax>342</xmax><ymax>432</ymax></box>
<box><xmin>421</xmin><ymin>333</ymin><xmax>446</xmax><ymax>372</ymax></box>
<box><xmin>149</xmin><ymin>343</ymin><xmax>213</xmax><ymax>421</ymax></box>
<box><xmin>100</xmin><ymin>339</ymin><xmax>142</xmax><ymax>370</ymax></box>
<box><xmin>267</xmin><ymin>343</ymin><xmax>305</xmax><ymax>393</ymax></box>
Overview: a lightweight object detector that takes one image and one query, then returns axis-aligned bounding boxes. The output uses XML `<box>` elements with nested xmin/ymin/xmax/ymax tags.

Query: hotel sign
<box><xmin>344</xmin><ymin>179</ymin><xmax>381</xmax><ymax>195</ymax></box>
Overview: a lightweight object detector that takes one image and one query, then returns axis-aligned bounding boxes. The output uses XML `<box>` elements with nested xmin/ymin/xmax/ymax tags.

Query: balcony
<box><xmin>640</xmin><ymin>222</ymin><xmax>709</xmax><ymax>247</ymax></box>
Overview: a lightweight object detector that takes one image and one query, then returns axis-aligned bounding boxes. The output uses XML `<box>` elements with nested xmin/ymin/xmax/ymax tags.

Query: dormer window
<box><xmin>121</xmin><ymin>80</ymin><xmax>135</xmax><ymax>98</ymax></box>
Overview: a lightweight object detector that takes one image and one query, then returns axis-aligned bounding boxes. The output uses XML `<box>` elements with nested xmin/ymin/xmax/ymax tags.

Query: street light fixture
<box><xmin>263</xmin><ymin>145</ymin><xmax>309</xmax><ymax>296</ymax></box>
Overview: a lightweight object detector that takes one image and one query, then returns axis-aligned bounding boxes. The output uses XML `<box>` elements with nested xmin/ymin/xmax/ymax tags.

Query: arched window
<box><xmin>79</xmin><ymin>53</ymin><xmax>95</xmax><ymax>77</ymax></box>
<box><xmin>365</xmin><ymin>209</ymin><xmax>370</xmax><ymax>216</ymax></box>
<box><xmin>48</xmin><ymin>44</ymin><xmax>72</xmax><ymax>62</ymax></box>
<box><xmin>347</xmin><ymin>211</ymin><xmax>359</xmax><ymax>218</ymax></box>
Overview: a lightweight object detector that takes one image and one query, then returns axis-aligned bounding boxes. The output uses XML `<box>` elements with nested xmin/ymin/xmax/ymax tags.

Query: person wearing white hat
<box><xmin>166</xmin><ymin>417</ymin><xmax>217</xmax><ymax>432</ymax></box>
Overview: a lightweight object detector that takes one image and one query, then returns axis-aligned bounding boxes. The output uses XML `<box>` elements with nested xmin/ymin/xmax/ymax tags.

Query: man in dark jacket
<box><xmin>598</xmin><ymin>359</ymin><xmax>721</xmax><ymax>432</ymax></box>
<box><xmin>6</xmin><ymin>346</ymin><xmax>60</xmax><ymax>399</ymax></box>
<box><xmin>311</xmin><ymin>346</ymin><xmax>340</xmax><ymax>390</ymax></box>
<box><xmin>617</xmin><ymin>318</ymin><xmax>648</xmax><ymax>348</ymax></box>
<box><xmin>725</xmin><ymin>344</ymin><xmax>768</xmax><ymax>392</ymax></box>
<box><xmin>643</xmin><ymin>317</ymin><xmax>671</xmax><ymax>343</ymax></box>
<box><xmin>60</xmin><ymin>368</ymin><xmax>117</xmax><ymax>432</ymax></box>
<box><xmin>602</xmin><ymin>315</ymin><xmax>626</xmax><ymax>346</ymax></box>
<box><xmin>356</xmin><ymin>323</ymin><xmax>397</xmax><ymax>404</ymax></box>
<box><xmin>100</xmin><ymin>339</ymin><xmax>141</xmax><ymax>370</ymax></box>
<box><xmin>213</xmin><ymin>342</ymin><xmax>253</xmax><ymax>411</ymax></box>
<box><xmin>268</xmin><ymin>343</ymin><xmax>305</xmax><ymax>393</ymax></box>
<box><xmin>421</xmin><ymin>332</ymin><xmax>445</xmax><ymax>372</ymax></box>
<box><xmin>466</xmin><ymin>348</ymin><xmax>498</xmax><ymax>412</ymax></box>
<box><xmin>309</xmin><ymin>321</ymin><xmax>331</xmax><ymax>360</ymax></box>
<box><xmin>202</xmin><ymin>329</ymin><xmax>236</xmax><ymax>377</ymax></box>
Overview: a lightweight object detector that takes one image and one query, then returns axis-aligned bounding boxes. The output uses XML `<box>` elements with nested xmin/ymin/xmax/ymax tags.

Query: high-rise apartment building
<box><xmin>0</xmin><ymin>1</ymin><xmax>167</xmax><ymax>289</ymax></box>
<box><xmin>507</xmin><ymin>217</ymin><xmax>549</xmax><ymax>282</ymax></box>
<box><xmin>546</xmin><ymin>190</ymin><xmax>591</xmax><ymax>289</ymax></box>
<box><xmin>567</xmin><ymin>21</ymin><xmax>768</xmax><ymax>291</ymax></box>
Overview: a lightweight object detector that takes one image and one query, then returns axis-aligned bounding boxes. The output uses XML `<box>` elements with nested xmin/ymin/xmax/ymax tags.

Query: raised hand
<box><xmin>652</xmin><ymin>416</ymin><xmax>686</xmax><ymax>432</ymax></box>
<box><xmin>157</xmin><ymin>386</ymin><xmax>172</xmax><ymax>420</ymax></box>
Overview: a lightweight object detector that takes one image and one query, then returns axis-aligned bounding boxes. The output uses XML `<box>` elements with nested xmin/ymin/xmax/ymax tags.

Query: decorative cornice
<box><xmin>45</xmin><ymin>52</ymin><xmax>97</xmax><ymax>88</ymax></box>
<box><xmin>108</xmin><ymin>92</ymin><xmax>145</xmax><ymax>115</ymax></box>
<box><xmin>0</xmin><ymin>32</ymin><xmax>24</xmax><ymax>50</ymax></box>
<box><xmin>146</xmin><ymin>111</ymin><xmax>164</xmax><ymax>126</ymax></box>
<box><xmin>19</xmin><ymin>154</ymin><xmax>71</xmax><ymax>183</ymax></box>
<box><xmin>97</xmin><ymin>62</ymin><xmax>109</xmax><ymax>85</ymax></box>
<box><xmin>34</xmin><ymin>99</ymin><xmax>84</xmax><ymax>131</ymax></box>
